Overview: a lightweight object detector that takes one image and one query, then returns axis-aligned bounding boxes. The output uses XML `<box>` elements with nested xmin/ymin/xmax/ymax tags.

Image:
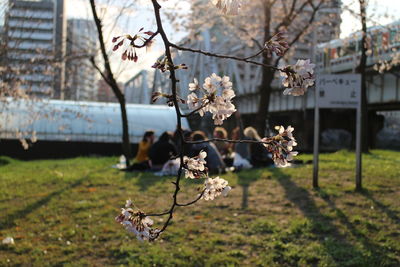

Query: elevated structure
<box><xmin>0</xmin><ymin>98</ymin><xmax>189</xmax><ymax>143</ymax></box>
<box><xmin>124</xmin><ymin>70</ymin><xmax>152</xmax><ymax>104</ymax></box>
<box><xmin>315</xmin><ymin>20</ymin><xmax>400</xmax><ymax>110</ymax></box>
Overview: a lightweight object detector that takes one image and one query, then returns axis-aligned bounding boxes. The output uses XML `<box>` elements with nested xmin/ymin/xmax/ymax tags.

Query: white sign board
<box><xmin>316</xmin><ymin>74</ymin><xmax>361</xmax><ymax>109</ymax></box>
<box><xmin>313</xmin><ymin>73</ymin><xmax>362</xmax><ymax>190</ymax></box>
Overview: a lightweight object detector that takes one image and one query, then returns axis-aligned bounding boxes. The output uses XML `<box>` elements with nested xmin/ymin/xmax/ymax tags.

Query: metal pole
<box><xmin>313</xmin><ymin>89</ymin><xmax>319</xmax><ymax>189</ymax></box>
<box><xmin>355</xmin><ymin>98</ymin><xmax>362</xmax><ymax>190</ymax></box>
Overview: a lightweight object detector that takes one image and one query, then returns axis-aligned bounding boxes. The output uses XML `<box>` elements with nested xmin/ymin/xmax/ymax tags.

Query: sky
<box><xmin>340</xmin><ymin>0</ymin><xmax>400</xmax><ymax>37</ymax></box>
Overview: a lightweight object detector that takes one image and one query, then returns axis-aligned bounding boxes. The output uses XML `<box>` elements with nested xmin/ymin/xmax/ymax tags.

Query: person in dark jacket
<box><xmin>149</xmin><ymin>131</ymin><xmax>177</xmax><ymax>170</ymax></box>
<box><xmin>243</xmin><ymin>127</ymin><xmax>273</xmax><ymax>167</ymax></box>
<box><xmin>189</xmin><ymin>131</ymin><xmax>226</xmax><ymax>174</ymax></box>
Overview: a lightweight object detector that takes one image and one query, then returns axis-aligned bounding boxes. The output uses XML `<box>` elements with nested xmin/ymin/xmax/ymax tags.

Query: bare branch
<box><xmin>176</xmin><ymin>190</ymin><xmax>206</xmax><ymax>207</ymax></box>
<box><xmin>169</xmin><ymin>43</ymin><xmax>283</xmax><ymax>72</ymax></box>
<box><xmin>186</xmin><ymin>138</ymin><xmax>274</xmax><ymax>145</ymax></box>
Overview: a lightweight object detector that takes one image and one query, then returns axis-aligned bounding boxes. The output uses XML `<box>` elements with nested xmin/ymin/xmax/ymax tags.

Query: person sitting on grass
<box><xmin>213</xmin><ymin>127</ymin><xmax>230</xmax><ymax>157</ymax></box>
<box><xmin>244</xmin><ymin>126</ymin><xmax>273</xmax><ymax>168</ymax></box>
<box><xmin>189</xmin><ymin>130</ymin><xmax>226</xmax><ymax>174</ymax></box>
<box><xmin>128</xmin><ymin>130</ymin><xmax>155</xmax><ymax>171</ymax></box>
<box><xmin>149</xmin><ymin>131</ymin><xmax>177</xmax><ymax>170</ymax></box>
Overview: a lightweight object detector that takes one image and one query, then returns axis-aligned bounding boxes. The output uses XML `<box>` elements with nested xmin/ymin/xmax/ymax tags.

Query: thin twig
<box><xmin>150</xmin><ymin>0</ymin><xmax>185</xmax><ymax>237</ymax></box>
<box><xmin>186</xmin><ymin>138</ymin><xmax>274</xmax><ymax>145</ymax></box>
<box><xmin>176</xmin><ymin>190</ymin><xmax>206</xmax><ymax>207</ymax></box>
<box><xmin>181</xmin><ymin>101</ymin><xmax>209</xmax><ymax>117</ymax></box>
<box><xmin>146</xmin><ymin>211</ymin><xmax>170</xmax><ymax>217</ymax></box>
<box><xmin>131</xmin><ymin>31</ymin><xmax>160</xmax><ymax>48</ymax></box>
<box><xmin>169</xmin><ymin>43</ymin><xmax>283</xmax><ymax>72</ymax></box>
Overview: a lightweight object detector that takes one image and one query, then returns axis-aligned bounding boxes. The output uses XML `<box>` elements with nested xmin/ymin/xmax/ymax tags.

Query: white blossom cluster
<box><xmin>184</xmin><ymin>151</ymin><xmax>231</xmax><ymax>200</ymax></box>
<box><xmin>115</xmin><ymin>200</ymin><xmax>159</xmax><ymax>241</ymax></box>
<box><xmin>203</xmin><ymin>177</ymin><xmax>232</xmax><ymax>201</ymax></box>
<box><xmin>262</xmin><ymin>126</ymin><xmax>298</xmax><ymax>167</ymax></box>
<box><xmin>373</xmin><ymin>52</ymin><xmax>400</xmax><ymax>73</ymax></box>
<box><xmin>112</xmin><ymin>28</ymin><xmax>155</xmax><ymax>62</ymax></box>
<box><xmin>184</xmin><ymin>150</ymin><xmax>208</xmax><ymax>179</ymax></box>
<box><xmin>211</xmin><ymin>0</ymin><xmax>242</xmax><ymax>15</ymax></box>
<box><xmin>280</xmin><ymin>59</ymin><xmax>315</xmax><ymax>96</ymax></box>
<box><xmin>264</xmin><ymin>32</ymin><xmax>289</xmax><ymax>57</ymax></box>
<box><xmin>187</xmin><ymin>73</ymin><xmax>236</xmax><ymax>125</ymax></box>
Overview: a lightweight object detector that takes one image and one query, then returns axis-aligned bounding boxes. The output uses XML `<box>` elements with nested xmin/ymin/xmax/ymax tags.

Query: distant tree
<box><xmin>89</xmin><ymin>0</ymin><xmax>132</xmax><ymax>165</ymax></box>
<box><xmin>171</xmin><ymin>0</ymin><xmax>337</xmax><ymax>135</ymax></box>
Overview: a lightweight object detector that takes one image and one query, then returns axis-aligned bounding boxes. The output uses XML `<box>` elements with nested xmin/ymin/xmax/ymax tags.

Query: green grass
<box><xmin>0</xmin><ymin>150</ymin><xmax>399</xmax><ymax>266</ymax></box>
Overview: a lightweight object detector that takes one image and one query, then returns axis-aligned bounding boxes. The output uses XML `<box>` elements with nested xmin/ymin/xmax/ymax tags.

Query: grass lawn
<box><xmin>0</xmin><ymin>150</ymin><xmax>399</xmax><ymax>266</ymax></box>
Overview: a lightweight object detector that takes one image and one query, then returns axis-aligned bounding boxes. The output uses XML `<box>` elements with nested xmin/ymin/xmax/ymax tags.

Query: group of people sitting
<box><xmin>127</xmin><ymin>126</ymin><xmax>273</xmax><ymax>174</ymax></box>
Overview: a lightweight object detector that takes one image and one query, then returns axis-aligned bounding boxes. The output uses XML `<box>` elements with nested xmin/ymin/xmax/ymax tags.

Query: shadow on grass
<box><xmin>124</xmin><ymin>171</ymin><xmax>173</xmax><ymax>191</ymax></box>
<box><xmin>0</xmin><ymin>157</ymin><xmax>10</xmax><ymax>167</ymax></box>
<box><xmin>0</xmin><ymin>176</ymin><xmax>87</xmax><ymax>230</ymax></box>
<box><xmin>360</xmin><ymin>189</ymin><xmax>400</xmax><ymax>224</ymax></box>
<box><xmin>319</xmin><ymin>188</ymin><xmax>398</xmax><ymax>266</ymax></box>
<box><xmin>236</xmin><ymin>168</ymin><xmax>267</xmax><ymax>209</ymax></box>
<box><xmin>270</xmin><ymin>168</ymin><xmax>374</xmax><ymax>266</ymax></box>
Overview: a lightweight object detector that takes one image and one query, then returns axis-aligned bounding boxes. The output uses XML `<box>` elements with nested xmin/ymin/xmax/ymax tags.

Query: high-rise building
<box><xmin>65</xmin><ymin>18</ymin><xmax>98</xmax><ymax>101</ymax></box>
<box><xmin>2</xmin><ymin>0</ymin><xmax>66</xmax><ymax>98</ymax></box>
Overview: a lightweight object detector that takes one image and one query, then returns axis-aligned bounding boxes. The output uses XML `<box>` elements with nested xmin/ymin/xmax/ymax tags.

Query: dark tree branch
<box><xmin>181</xmin><ymin>101</ymin><xmax>210</xmax><ymax>117</ymax></box>
<box><xmin>176</xmin><ymin>190</ymin><xmax>206</xmax><ymax>207</ymax></box>
<box><xmin>149</xmin><ymin>0</ymin><xmax>186</xmax><ymax>238</ymax></box>
<box><xmin>186</xmin><ymin>138</ymin><xmax>274</xmax><ymax>145</ymax></box>
<box><xmin>169</xmin><ymin>43</ymin><xmax>283</xmax><ymax>72</ymax></box>
<box><xmin>131</xmin><ymin>30</ymin><xmax>159</xmax><ymax>48</ymax></box>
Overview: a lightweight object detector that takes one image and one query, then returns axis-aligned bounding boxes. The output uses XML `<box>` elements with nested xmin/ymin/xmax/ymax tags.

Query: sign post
<box><xmin>313</xmin><ymin>88</ymin><xmax>320</xmax><ymax>188</ymax></box>
<box><xmin>314</xmin><ymin>74</ymin><xmax>362</xmax><ymax>189</ymax></box>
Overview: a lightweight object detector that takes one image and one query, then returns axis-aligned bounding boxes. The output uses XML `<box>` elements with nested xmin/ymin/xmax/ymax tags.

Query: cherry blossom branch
<box><xmin>186</xmin><ymin>138</ymin><xmax>273</xmax><ymax>145</ymax></box>
<box><xmin>149</xmin><ymin>0</ymin><xmax>185</xmax><ymax>238</ymax></box>
<box><xmin>169</xmin><ymin>43</ymin><xmax>284</xmax><ymax>72</ymax></box>
<box><xmin>176</xmin><ymin>189</ymin><xmax>206</xmax><ymax>207</ymax></box>
<box><xmin>114</xmin><ymin>1</ymin><xmax>302</xmax><ymax>242</ymax></box>
<box><xmin>243</xmin><ymin>49</ymin><xmax>265</xmax><ymax>60</ymax></box>
<box><xmin>145</xmin><ymin>211</ymin><xmax>170</xmax><ymax>217</ymax></box>
<box><xmin>181</xmin><ymin>101</ymin><xmax>210</xmax><ymax>117</ymax></box>
<box><xmin>131</xmin><ymin>30</ymin><xmax>159</xmax><ymax>48</ymax></box>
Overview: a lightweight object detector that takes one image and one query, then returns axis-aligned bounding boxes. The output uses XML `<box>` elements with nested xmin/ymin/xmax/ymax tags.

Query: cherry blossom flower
<box><xmin>152</xmin><ymin>91</ymin><xmax>186</xmax><ymax>106</ymax></box>
<box><xmin>112</xmin><ymin>28</ymin><xmax>155</xmax><ymax>62</ymax></box>
<box><xmin>151</xmin><ymin>91</ymin><xmax>164</xmax><ymax>103</ymax></box>
<box><xmin>184</xmin><ymin>150</ymin><xmax>208</xmax><ymax>179</ymax></box>
<box><xmin>115</xmin><ymin>203</ymin><xmax>159</xmax><ymax>241</ymax></box>
<box><xmin>125</xmin><ymin>199</ymin><xmax>132</xmax><ymax>208</ymax></box>
<box><xmin>152</xmin><ymin>57</ymin><xmax>187</xmax><ymax>72</ymax></box>
<box><xmin>189</xmin><ymin>78</ymin><xmax>199</xmax><ymax>91</ymax></box>
<box><xmin>187</xmin><ymin>73</ymin><xmax>236</xmax><ymax>125</ymax></box>
<box><xmin>202</xmin><ymin>177</ymin><xmax>232</xmax><ymax>201</ymax></box>
<box><xmin>280</xmin><ymin>59</ymin><xmax>315</xmax><ymax>96</ymax></box>
<box><xmin>262</xmin><ymin>125</ymin><xmax>299</xmax><ymax>167</ymax></box>
<box><xmin>264</xmin><ymin>31</ymin><xmax>289</xmax><ymax>57</ymax></box>
<box><xmin>211</xmin><ymin>0</ymin><xmax>242</xmax><ymax>15</ymax></box>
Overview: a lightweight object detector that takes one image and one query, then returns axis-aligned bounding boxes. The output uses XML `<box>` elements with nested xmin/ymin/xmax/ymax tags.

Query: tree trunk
<box><xmin>89</xmin><ymin>0</ymin><xmax>132</xmax><ymax>165</ymax></box>
<box><xmin>255</xmin><ymin>2</ymin><xmax>272</xmax><ymax>136</ymax></box>
<box><xmin>357</xmin><ymin>0</ymin><xmax>369</xmax><ymax>153</ymax></box>
<box><xmin>256</xmin><ymin>66</ymin><xmax>275</xmax><ymax>136</ymax></box>
<box><xmin>117</xmin><ymin>93</ymin><xmax>132</xmax><ymax>166</ymax></box>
